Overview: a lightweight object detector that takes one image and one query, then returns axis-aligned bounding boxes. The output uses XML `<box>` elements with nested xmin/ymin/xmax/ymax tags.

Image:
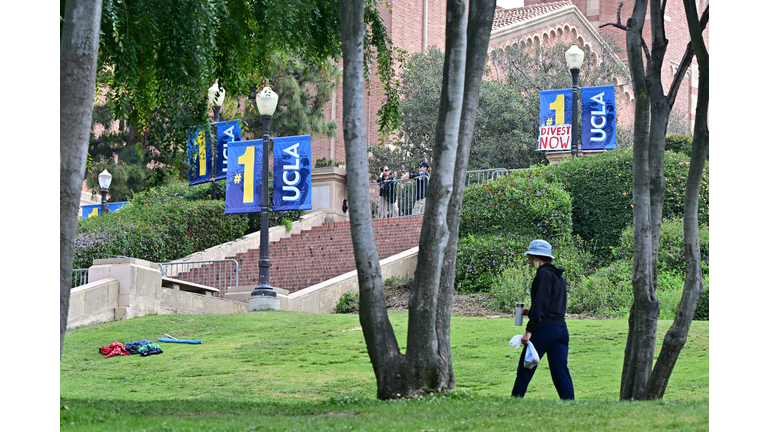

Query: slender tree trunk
<box><xmin>644</xmin><ymin>0</ymin><xmax>709</xmax><ymax>399</ymax></box>
<box><xmin>620</xmin><ymin>0</ymin><xmax>661</xmax><ymax>401</ymax></box>
<box><xmin>60</xmin><ymin>0</ymin><xmax>103</xmax><ymax>357</ymax></box>
<box><xmin>340</xmin><ymin>0</ymin><xmax>406</xmax><ymax>399</ymax></box>
<box><xmin>436</xmin><ymin>0</ymin><xmax>497</xmax><ymax>391</ymax></box>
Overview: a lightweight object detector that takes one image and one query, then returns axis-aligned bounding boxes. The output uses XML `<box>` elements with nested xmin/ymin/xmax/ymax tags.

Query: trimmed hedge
<box><xmin>456</xmin><ymin>171</ymin><xmax>573</xmax><ymax>292</ymax></box>
<box><xmin>546</xmin><ymin>148</ymin><xmax>709</xmax><ymax>258</ymax></box>
<box><xmin>460</xmin><ymin>168</ymin><xmax>572</xmax><ymax>241</ymax></box>
<box><xmin>75</xmin><ymin>199</ymin><xmax>249</xmax><ymax>269</ymax></box>
<box><xmin>74</xmin><ymin>182</ymin><xmax>254</xmax><ymax>269</ymax></box>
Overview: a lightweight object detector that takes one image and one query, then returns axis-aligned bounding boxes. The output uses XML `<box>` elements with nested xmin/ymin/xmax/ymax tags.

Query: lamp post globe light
<box><xmin>98</xmin><ymin>169</ymin><xmax>112</xmax><ymax>215</ymax></box>
<box><xmin>251</xmin><ymin>86</ymin><xmax>279</xmax><ymax>301</ymax></box>
<box><xmin>565</xmin><ymin>44</ymin><xmax>584</xmax><ymax>158</ymax></box>
<box><xmin>207</xmin><ymin>82</ymin><xmax>226</xmax><ymax>201</ymax></box>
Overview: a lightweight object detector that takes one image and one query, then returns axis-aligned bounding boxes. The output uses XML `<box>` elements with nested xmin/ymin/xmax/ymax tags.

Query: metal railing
<box><xmin>465</xmin><ymin>168</ymin><xmax>511</xmax><ymax>187</ymax></box>
<box><xmin>369</xmin><ymin>168</ymin><xmax>512</xmax><ymax>219</ymax></box>
<box><xmin>71</xmin><ymin>269</ymin><xmax>89</xmax><ymax>288</ymax></box>
<box><xmin>159</xmin><ymin>259</ymin><xmax>240</xmax><ymax>297</ymax></box>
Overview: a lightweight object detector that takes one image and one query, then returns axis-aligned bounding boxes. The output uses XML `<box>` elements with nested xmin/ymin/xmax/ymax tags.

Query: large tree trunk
<box><xmin>403</xmin><ymin>0</ymin><xmax>468</xmax><ymax>394</ymax></box>
<box><xmin>341</xmin><ymin>0</ymin><xmax>493</xmax><ymax>399</ymax></box>
<box><xmin>60</xmin><ymin>0</ymin><xmax>103</xmax><ymax>357</ymax></box>
<box><xmin>436</xmin><ymin>0</ymin><xmax>497</xmax><ymax>391</ymax></box>
<box><xmin>644</xmin><ymin>0</ymin><xmax>709</xmax><ymax>399</ymax></box>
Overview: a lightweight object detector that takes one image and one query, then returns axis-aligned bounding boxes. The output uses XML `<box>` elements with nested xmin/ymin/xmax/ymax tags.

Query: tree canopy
<box><xmin>62</xmin><ymin>0</ymin><xmax>399</xmax><ymax>182</ymax></box>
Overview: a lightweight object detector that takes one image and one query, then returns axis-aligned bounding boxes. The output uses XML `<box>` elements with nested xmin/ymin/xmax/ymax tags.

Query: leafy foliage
<box><xmin>613</xmin><ymin>219</ymin><xmax>710</xmax><ymax>276</ymax></box>
<box><xmin>84</xmin><ymin>145</ymin><xmax>157</xmax><ymax>202</ymax></box>
<box><xmin>455</xmin><ymin>172</ymin><xmax>575</xmax><ymax>293</ymax></box>
<box><xmin>694</xmin><ymin>279</ymin><xmax>709</xmax><ymax>321</ymax></box>
<box><xmin>459</xmin><ymin>170</ymin><xmax>572</xmax><ymax>240</ymax></box>
<box><xmin>70</xmin><ymin>0</ymin><xmax>398</xmax><ymax>183</ymax></box>
<box><xmin>545</xmin><ymin>148</ymin><xmax>709</xmax><ymax>259</ymax></box>
<box><xmin>314</xmin><ymin>157</ymin><xmax>346</xmax><ymax>168</ymax></box>
<box><xmin>567</xmin><ymin>259</ymin><xmax>634</xmax><ymax>318</ymax></box>
<box><xmin>74</xmin><ymin>199</ymin><xmax>249</xmax><ymax>269</ymax></box>
<box><xmin>334</xmin><ymin>291</ymin><xmax>360</xmax><ymax>314</ymax></box>
<box><xmin>239</xmin><ymin>53</ymin><xmax>341</xmax><ymax>140</ymax></box>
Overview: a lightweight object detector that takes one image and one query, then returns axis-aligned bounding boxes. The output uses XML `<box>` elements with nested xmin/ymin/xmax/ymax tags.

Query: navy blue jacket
<box><xmin>526</xmin><ymin>263</ymin><xmax>567</xmax><ymax>333</ymax></box>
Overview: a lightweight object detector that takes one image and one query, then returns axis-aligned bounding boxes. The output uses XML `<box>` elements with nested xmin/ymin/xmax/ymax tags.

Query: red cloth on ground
<box><xmin>100</xmin><ymin>342</ymin><xmax>130</xmax><ymax>358</ymax></box>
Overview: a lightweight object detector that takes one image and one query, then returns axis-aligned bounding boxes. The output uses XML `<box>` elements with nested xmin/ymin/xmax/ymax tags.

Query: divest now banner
<box><xmin>581</xmin><ymin>85</ymin><xmax>617</xmax><ymax>150</ymax></box>
<box><xmin>215</xmin><ymin>120</ymin><xmax>242</xmax><ymax>180</ymax></box>
<box><xmin>225</xmin><ymin>139</ymin><xmax>264</xmax><ymax>214</ymax></box>
<box><xmin>538</xmin><ymin>89</ymin><xmax>574</xmax><ymax>151</ymax></box>
<box><xmin>272</xmin><ymin>135</ymin><xmax>312</xmax><ymax>211</ymax></box>
<box><xmin>188</xmin><ymin>127</ymin><xmax>212</xmax><ymax>185</ymax></box>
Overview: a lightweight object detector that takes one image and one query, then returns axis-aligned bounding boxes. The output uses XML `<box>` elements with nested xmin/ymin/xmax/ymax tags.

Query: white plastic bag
<box><xmin>509</xmin><ymin>335</ymin><xmax>523</xmax><ymax>350</ymax></box>
<box><xmin>523</xmin><ymin>342</ymin><xmax>540</xmax><ymax>369</ymax></box>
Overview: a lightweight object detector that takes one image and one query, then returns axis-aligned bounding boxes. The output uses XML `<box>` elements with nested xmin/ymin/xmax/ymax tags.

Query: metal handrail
<box><xmin>71</xmin><ymin>269</ymin><xmax>89</xmax><ymax>288</ymax></box>
<box><xmin>465</xmin><ymin>168</ymin><xmax>511</xmax><ymax>187</ymax></box>
<box><xmin>159</xmin><ymin>259</ymin><xmax>240</xmax><ymax>297</ymax></box>
<box><xmin>368</xmin><ymin>168</ymin><xmax>513</xmax><ymax>219</ymax></box>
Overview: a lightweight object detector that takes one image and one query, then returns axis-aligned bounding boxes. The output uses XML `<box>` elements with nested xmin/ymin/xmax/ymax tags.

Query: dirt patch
<box><xmin>384</xmin><ymin>281</ymin><xmax>512</xmax><ymax>318</ymax></box>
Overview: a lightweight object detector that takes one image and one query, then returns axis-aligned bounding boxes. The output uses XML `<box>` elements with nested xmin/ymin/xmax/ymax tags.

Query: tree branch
<box><xmin>666</xmin><ymin>5</ymin><xmax>708</xmax><ymax>107</ymax></box>
<box><xmin>600</xmin><ymin>1</ymin><xmax>627</xmax><ymax>30</ymax></box>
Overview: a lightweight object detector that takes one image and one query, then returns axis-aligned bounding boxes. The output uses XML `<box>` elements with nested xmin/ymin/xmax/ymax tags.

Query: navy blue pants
<box><xmin>511</xmin><ymin>323</ymin><xmax>574</xmax><ymax>400</ymax></box>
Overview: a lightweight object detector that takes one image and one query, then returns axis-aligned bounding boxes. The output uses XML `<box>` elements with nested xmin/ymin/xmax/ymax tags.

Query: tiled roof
<box><xmin>493</xmin><ymin>1</ymin><xmax>573</xmax><ymax>30</ymax></box>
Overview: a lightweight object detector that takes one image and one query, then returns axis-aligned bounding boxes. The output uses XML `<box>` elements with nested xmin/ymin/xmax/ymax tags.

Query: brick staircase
<box><xmin>229</xmin><ymin>215</ymin><xmax>423</xmax><ymax>293</ymax></box>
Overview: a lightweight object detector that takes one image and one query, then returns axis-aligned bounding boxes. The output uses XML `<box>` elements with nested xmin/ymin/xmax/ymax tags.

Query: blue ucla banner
<box><xmin>272</xmin><ymin>135</ymin><xmax>312</xmax><ymax>211</ymax></box>
<box><xmin>538</xmin><ymin>89</ymin><xmax>574</xmax><ymax>151</ymax></box>
<box><xmin>225</xmin><ymin>139</ymin><xmax>264</xmax><ymax>214</ymax></box>
<box><xmin>188</xmin><ymin>127</ymin><xmax>212</xmax><ymax>185</ymax></box>
<box><xmin>581</xmin><ymin>85</ymin><xmax>617</xmax><ymax>150</ymax></box>
<box><xmin>215</xmin><ymin>120</ymin><xmax>242</xmax><ymax>180</ymax></box>
<box><xmin>82</xmin><ymin>202</ymin><xmax>128</xmax><ymax>217</ymax></box>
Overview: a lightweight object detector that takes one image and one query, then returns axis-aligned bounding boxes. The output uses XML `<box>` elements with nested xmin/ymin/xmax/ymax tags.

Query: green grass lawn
<box><xmin>60</xmin><ymin>311</ymin><xmax>708</xmax><ymax>431</ymax></box>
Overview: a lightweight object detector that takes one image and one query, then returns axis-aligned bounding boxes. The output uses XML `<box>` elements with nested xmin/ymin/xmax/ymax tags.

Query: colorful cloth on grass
<box><xmin>99</xmin><ymin>342</ymin><xmax>130</xmax><ymax>358</ymax></box>
<box><xmin>125</xmin><ymin>339</ymin><xmax>152</xmax><ymax>355</ymax></box>
<box><xmin>136</xmin><ymin>342</ymin><xmax>163</xmax><ymax>356</ymax></box>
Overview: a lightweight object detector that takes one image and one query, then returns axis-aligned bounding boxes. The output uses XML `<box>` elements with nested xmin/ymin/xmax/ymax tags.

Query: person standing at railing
<box><xmin>401</xmin><ymin>161</ymin><xmax>430</xmax><ymax>215</ymax></box>
<box><xmin>377</xmin><ymin>166</ymin><xmax>399</xmax><ymax>218</ymax></box>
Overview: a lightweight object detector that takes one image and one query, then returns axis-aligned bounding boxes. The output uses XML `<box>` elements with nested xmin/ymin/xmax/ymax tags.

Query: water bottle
<box><xmin>515</xmin><ymin>302</ymin><xmax>525</xmax><ymax>326</ymax></box>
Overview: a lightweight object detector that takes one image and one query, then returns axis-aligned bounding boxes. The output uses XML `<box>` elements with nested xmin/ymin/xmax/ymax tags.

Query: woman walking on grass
<box><xmin>512</xmin><ymin>239</ymin><xmax>575</xmax><ymax>400</ymax></box>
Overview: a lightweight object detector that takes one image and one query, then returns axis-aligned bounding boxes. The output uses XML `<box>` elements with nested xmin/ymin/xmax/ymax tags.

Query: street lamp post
<box><xmin>98</xmin><ymin>169</ymin><xmax>112</xmax><ymax>215</ymax></box>
<box><xmin>565</xmin><ymin>44</ymin><xmax>585</xmax><ymax>158</ymax></box>
<box><xmin>207</xmin><ymin>82</ymin><xmax>226</xmax><ymax>200</ymax></box>
<box><xmin>251</xmin><ymin>86</ymin><xmax>279</xmax><ymax>300</ymax></box>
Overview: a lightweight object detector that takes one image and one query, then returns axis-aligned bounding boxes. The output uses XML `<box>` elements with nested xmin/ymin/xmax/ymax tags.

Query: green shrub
<box><xmin>75</xmin><ymin>199</ymin><xmax>250</xmax><ymax>269</ymax></box>
<box><xmin>665</xmin><ymin>134</ymin><xmax>700</xmax><ymax>159</ymax></box>
<box><xmin>546</xmin><ymin>148</ymin><xmax>709</xmax><ymax>259</ymax></box>
<box><xmin>334</xmin><ymin>291</ymin><xmax>359</xmax><ymax>314</ymax></box>
<box><xmin>569</xmin><ymin>260</ymin><xmax>634</xmax><ymax>318</ymax></box>
<box><xmin>489</xmin><ymin>263</ymin><xmax>534</xmax><ymax>313</ymax></box>
<box><xmin>460</xmin><ymin>169</ymin><xmax>573</xmax><ymax>241</ymax></box>
<box><xmin>694</xmin><ymin>277</ymin><xmax>709</xmax><ymax>321</ymax></box>
<box><xmin>455</xmin><ymin>234</ymin><xmax>526</xmax><ymax>293</ymax></box>
<box><xmin>613</xmin><ymin>219</ymin><xmax>709</xmax><ymax>276</ymax></box>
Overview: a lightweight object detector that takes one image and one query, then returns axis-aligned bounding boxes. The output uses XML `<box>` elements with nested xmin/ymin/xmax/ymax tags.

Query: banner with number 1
<box><xmin>225</xmin><ymin>139</ymin><xmax>264</xmax><ymax>214</ymax></box>
<box><xmin>538</xmin><ymin>89</ymin><xmax>573</xmax><ymax>152</ymax></box>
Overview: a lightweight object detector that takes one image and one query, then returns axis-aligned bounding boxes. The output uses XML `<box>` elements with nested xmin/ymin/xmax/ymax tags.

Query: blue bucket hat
<box><xmin>524</xmin><ymin>239</ymin><xmax>554</xmax><ymax>259</ymax></box>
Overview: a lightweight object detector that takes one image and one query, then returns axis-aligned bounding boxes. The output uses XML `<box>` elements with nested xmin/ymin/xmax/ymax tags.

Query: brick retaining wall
<box><xmin>230</xmin><ymin>215</ymin><xmax>424</xmax><ymax>293</ymax></box>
